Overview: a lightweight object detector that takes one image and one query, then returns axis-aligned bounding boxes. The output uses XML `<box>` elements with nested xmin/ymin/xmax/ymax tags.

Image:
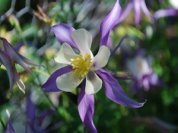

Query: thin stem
<box><xmin>12</xmin><ymin>16</ymin><xmax>27</xmax><ymax>45</ymax></box>
<box><xmin>110</xmin><ymin>35</ymin><xmax>127</xmax><ymax>57</ymax></box>
<box><xmin>0</xmin><ymin>118</ymin><xmax>6</xmax><ymax>131</ymax></box>
<box><xmin>31</xmin><ymin>72</ymin><xmax>63</xmax><ymax>119</ymax></box>
<box><xmin>33</xmin><ymin>68</ymin><xmax>49</xmax><ymax>77</ymax></box>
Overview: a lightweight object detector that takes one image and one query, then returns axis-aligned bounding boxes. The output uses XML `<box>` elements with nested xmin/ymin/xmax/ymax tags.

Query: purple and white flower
<box><xmin>104</xmin><ymin>0</ymin><xmax>153</xmax><ymax>26</ymax></box>
<box><xmin>127</xmin><ymin>55</ymin><xmax>158</xmax><ymax>92</ymax></box>
<box><xmin>42</xmin><ymin>23</ymin><xmax>145</xmax><ymax>132</ymax></box>
<box><xmin>120</xmin><ymin>0</ymin><xmax>153</xmax><ymax>25</ymax></box>
<box><xmin>104</xmin><ymin>0</ymin><xmax>178</xmax><ymax>27</ymax></box>
<box><xmin>100</xmin><ymin>0</ymin><xmax>152</xmax><ymax>46</ymax></box>
<box><xmin>100</xmin><ymin>0</ymin><xmax>178</xmax><ymax>48</ymax></box>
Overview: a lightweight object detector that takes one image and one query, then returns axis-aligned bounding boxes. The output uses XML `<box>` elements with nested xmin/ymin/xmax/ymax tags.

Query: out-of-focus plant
<box><xmin>127</xmin><ymin>52</ymin><xmax>158</xmax><ymax>92</ymax></box>
<box><xmin>0</xmin><ymin>38</ymin><xmax>38</xmax><ymax>93</ymax></box>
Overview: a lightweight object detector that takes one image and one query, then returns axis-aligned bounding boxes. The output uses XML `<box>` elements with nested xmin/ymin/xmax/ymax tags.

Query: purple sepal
<box><xmin>26</xmin><ymin>92</ymin><xmax>36</xmax><ymax>124</ymax></box>
<box><xmin>42</xmin><ymin>65</ymin><xmax>72</xmax><ymax>92</ymax></box>
<box><xmin>26</xmin><ymin>94</ymin><xmax>39</xmax><ymax>133</ymax></box>
<box><xmin>134</xmin><ymin>0</ymin><xmax>141</xmax><ymax>25</ymax></box>
<box><xmin>0</xmin><ymin>38</ymin><xmax>37</xmax><ymax>72</ymax></box>
<box><xmin>119</xmin><ymin>1</ymin><xmax>133</xmax><ymax>22</ymax></box>
<box><xmin>120</xmin><ymin>0</ymin><xmax>153</xmax><ymax>25</ymax></box>
<box><xmin>0</xmin><ymin>50</ymin><xmax>21</xmax><ymax>89</ymax></box>
<box><xmin>135</xmin><ymin>73</ymin><xmax>158</xmax><ymax>92</ymax></box>
<box><xmin>26</xmin><ymin>92</ymin><xmax>54</xmax><ymax>133</ymax></box>
<box><xmin>5</xmin><ymin>116</ymin><xmax>15</xmax><ymax>133</ymax></box>
<box><xmin>51</xmin><ymin>23</ymin><xmax>78</xmax><ymax>49</ymax></box>
<box><xmin>154</xmin><ymin>8</ymin><xmax>178</xmax><ymax>19</ymax></box>
<box><xmin>78</xmin><ymin>80</ymin><xmax>97</xmax><ymax>133</ymax></box>
<box><xmin>100</xmin><ymin>0</ymin><xmax>122</xmax><ymax>46</ymax></box>
<box><xmin>0</xmin><ymin>38</ymin><xmax>39</xmax><ymax>90</ymax></box>
<box><xmin>140</xmin><ymin>0</ymin><xmax>153</xmax><ymax>23</ymax></box>
<box><xmin>97</xmin><ymin>69</ymin><xmax>145</xmax><ymax>108</ymax></box>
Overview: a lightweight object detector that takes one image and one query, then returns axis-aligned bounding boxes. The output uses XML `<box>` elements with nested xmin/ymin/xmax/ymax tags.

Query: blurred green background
<box><xmin>0</xmin><ymin>0</ymin><xmax>178</xmax><ymax>132</ymax></box>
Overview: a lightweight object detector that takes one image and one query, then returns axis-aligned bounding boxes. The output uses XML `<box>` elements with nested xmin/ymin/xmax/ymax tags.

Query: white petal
<box><xmin>6</xmin><ymin>109</ymin><xmax>10</xmax><ymax>117</ymax></box>
<box><xmin>85</xmin><ymin>72</ymin><xmax>102</xmax><ymax>95</ymax></box>
<box><xmin>127</xmin><ymin>56</ymin><xmax>151</xmax><ymax>79</ymax></box>
<box><xmin>170</xmin><ymin>0</ymin><xmax>178</xmax><ymax>9</ymax></box>
<box><xmin>54</xmin><ymin>43</ymin><xmax>78</xmax><ymax>64</ymax></box>
<box><xmin>56</xmin><ymin>72</ymin><xmax>83</xmax><ymax>92</ymax></box>
<box><xmin>71</xmin><ymin>29</ymin><xmax>92</xmax><ymax>56</ymax></box>
<box><xmin>93</xmin><ymin>46</ymin><xmax>110</xmax><ymax>70</ymax></box>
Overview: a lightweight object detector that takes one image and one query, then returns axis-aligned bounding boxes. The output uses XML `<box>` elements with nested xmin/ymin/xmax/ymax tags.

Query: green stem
<box><xmin>31</xmin><ymin>72</ymin><xmax>63</xmax><ymax>120</ymax></box>
<box><xmin>0</xmin><ymin>118</ymin><xmax>6</xmax><ymax>131</ymax></box>
<box><xmin>33</xmin><ymin>68</ymin><xmax>49</xmax><ymax>77</ymax></box>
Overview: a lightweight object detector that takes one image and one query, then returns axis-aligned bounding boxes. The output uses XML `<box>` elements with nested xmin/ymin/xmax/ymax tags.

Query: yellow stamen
<box><xmin>71</xmin><ymin>53</ymin><xmax>92</xmax><ymax>78</ymax></box>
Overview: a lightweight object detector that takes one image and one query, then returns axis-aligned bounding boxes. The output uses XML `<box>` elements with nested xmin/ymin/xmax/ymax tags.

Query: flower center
<box><xmin>71</xmin><ymin>53</ymin><xmax>92</xmax><ymax>79</ymax></box>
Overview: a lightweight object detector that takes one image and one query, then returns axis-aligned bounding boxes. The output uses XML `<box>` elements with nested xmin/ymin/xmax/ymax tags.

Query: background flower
<box><xmin>127</xmin><ymin>54</ymin><xmax>158</xmax><ymax>92</ymax></box>
<box><xmin>0</xmin><ymin>38</ymin><xmax>37</xmax><ymax>93</ymax></box>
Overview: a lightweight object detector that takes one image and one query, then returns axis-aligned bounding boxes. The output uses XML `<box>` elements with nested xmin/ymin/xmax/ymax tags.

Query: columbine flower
<box><xmin>0</xmin><ymin>38</ymin><xmax>36</xmax><ymax>93</ymax></box>
<box><xmin>101</xmin><ymin>0</ymin><xmax>178</xmax><ymax>47</ymax></box>
<box><xmin>103</xmin><ymin>0</ymin><xmax>153</xmax><ymax>27</ymax></box>
<box><xmin>100</xmin><ymin>0</ymin><xmax>152</xmax><ymax>46</ymax></box>
<box><xmin>26</xmin><ymin>92</ymin><xmax>55</xmax><ymax>132</ymax></box>
<box><xmin>42</xmin><ymin>24</ymin><xmax>145</xmax><ymax>132</ymax></box>
<box><xmin>127</xmin><ymin>54</ymin><xmax>158</xmax><ymax>92</ymax></box>
<box><xmin>121</xmin><ymin>0</ymin><xmax>153</xmax><ymax>25</ymax></box>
